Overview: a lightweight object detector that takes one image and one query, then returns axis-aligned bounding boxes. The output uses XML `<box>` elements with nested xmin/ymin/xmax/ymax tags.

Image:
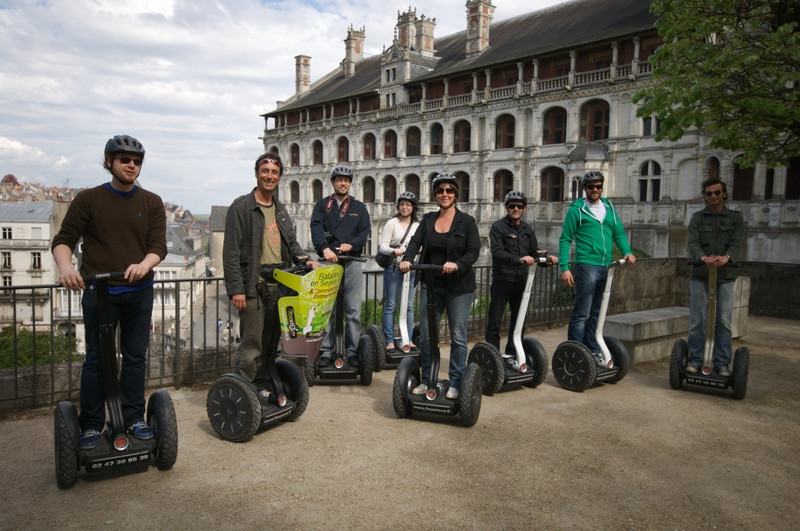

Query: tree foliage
<box><xmin>634</xmin><ymin>0</ymin><xmax>800</xmax><ymax>167</ymax></box>
<box><xmin>0</xmin><ymin>327</ymin><xmax>81</xmax><ymax>370</ymax></box>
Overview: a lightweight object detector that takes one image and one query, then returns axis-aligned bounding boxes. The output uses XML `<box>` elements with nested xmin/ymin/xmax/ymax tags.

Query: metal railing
<box><xmin>0</xmin><ymin>265</ymin><xmax>571</xmax><ymax>412</ymax></box>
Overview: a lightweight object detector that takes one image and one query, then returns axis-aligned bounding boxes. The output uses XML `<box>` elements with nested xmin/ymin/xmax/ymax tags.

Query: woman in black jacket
<box><xmin>400</xmin><ymin>173</ymin><xmax>481</xmax><ymax>400</ymax></box>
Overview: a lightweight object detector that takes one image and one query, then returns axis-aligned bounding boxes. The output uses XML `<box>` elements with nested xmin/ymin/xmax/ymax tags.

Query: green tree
<box><xmin>634</xmin><ymin>0</ymin><xmax>800</xmax><ymax>167</ymax></box>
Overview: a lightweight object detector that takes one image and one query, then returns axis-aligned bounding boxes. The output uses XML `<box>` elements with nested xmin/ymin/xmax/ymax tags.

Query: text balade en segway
<box><xmin>54</xmin><ymin>273</ymin><xmax>178</xmax><ymax>489</ymax></box>
<box><xmin>207</xmin><ymin>262</ymin><xmax>342</xmax><ymax>442</ymax></box>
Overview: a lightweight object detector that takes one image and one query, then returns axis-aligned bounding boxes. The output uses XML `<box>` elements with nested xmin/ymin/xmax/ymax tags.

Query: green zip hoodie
<box><xmin>558</xmin><ymin>197</ymin><xmax>632</xmax><ymax>271</ymax></box>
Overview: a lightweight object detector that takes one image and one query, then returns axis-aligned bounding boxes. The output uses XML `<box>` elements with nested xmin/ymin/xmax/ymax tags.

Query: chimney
<box><xmin>343</xmin><ymin>25</ymin><xmax>366</xmax><ymax>78</ymax></box>
<box><xmin>396</xmin><ymin>8</ymin><xmax>416</xmax><ymax>50</ymax></box>
<box><xmin>414</xmin><ymin>14</ymin><xmax>436</xmax><ymax>58</ymax></box>
<box><xmin>295</xmin><ymin>55</ymin><xmax>310</xmax><ymax>96</ymax></box>
<box><xmin>465</xmin><ymin>0</ymin><xmax>495</xmax><ymax>58</ymax></box>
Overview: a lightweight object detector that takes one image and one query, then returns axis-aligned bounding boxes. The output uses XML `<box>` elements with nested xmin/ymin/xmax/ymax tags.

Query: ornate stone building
<box><xmin>261</xmin><ymin>0</ymin><xmax>800</xmax><ymax>264</ymax></box>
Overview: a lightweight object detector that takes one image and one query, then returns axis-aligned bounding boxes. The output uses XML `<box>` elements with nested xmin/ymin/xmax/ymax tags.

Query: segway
<box><xmin>207</xmin><ymin>262</ymin><xmax>342</xmax><ymax>442</ymax></box>
<box><xmin>552</xmin><ymin>258</ymin><xmax>631</xmax><ymax>391</ymax></box>
<box><xmin>669</xmin><ymin>260</ymin><xmax>749</xmax><ymax>399</ymax></box>
<box><xmin>304</xmin><ymin>254</ymin><xmax>375</xmax><ymax>386</ymax></box>
<box><xmin>371</xmin><ymin>269</ymin><xmax>421</xmax><ymax>371</ymax></box>
<box><xmin>392</xmin><ymin>264</ymin><xmax>482</xmax><ymax>427</ymax></box>
<box><xmin>467</xmin><ymin>255</ymin><xmax>551</xmax><ymax>395</ymax></box>
<box><xmin>54</xmin><ymin>272</ymin><xmax>178</xmax><ymax>489</ymax></box>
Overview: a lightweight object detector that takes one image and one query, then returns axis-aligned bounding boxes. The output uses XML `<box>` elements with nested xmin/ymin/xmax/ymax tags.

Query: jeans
<box><xmin>418</xmin><ymin>285</ymin><xmax>473</xmax><ymax>389</ymax></box>
<box><xmin>321</xmin><ymin>259</ymin><xmax>363</xmax><ymax>359</ymax></box>
<box><xmin>382</xmin><ymin>264</ymin><xmax>415</xmax><ymax>346</ymax></box>
<box><xmin>567</xmin><ymin>263</ymin><xmax>608</xmax><ymax>354</ymax></box>
<box><xmin>235</xmin><ymin>283</ymin><xmax>281</xmax><ymax>387</ymax></box>
<box><xmin>485</xmin><ymin>275</ymin><xmax>526</xmax><ymax>354</ymax></box>
<box><xmin>79</xmin><ymin>286</ymin><xmax>153</xmax><ymax>432</ymax></box>
<box><xmin>688</xmin><ymin>277</ymin><xmax>734</xmax><ymax>368</ymax></box>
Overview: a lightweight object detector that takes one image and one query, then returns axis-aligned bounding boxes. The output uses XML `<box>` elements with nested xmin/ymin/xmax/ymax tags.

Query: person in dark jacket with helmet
<box><xmin>377</xmin><ymin>191</ymin><xmax>420</xmax><ymax>352</ymax></box>
<box><xmin>485</xmin><ymin>191</ymin><xmax>558</xmax><ymax>354</ymax></box>
<box><xmin>400</xmin><ymin>173</ymin><xmax>480</xmax><ymax>400</ymax></box>
<box><xmin>558</xmin><ymin>171</ymin><xmax>636</xmax><ymax>366</ymax></box>
<box><xmin>52</xmin><ymin>135</ymin><xmax>167</xmax><ymax>450</ymax></box>
<box><xmin>310</xmin><ymin>165</ymin><xmax>371</xmax><ymax>367</ymax></box>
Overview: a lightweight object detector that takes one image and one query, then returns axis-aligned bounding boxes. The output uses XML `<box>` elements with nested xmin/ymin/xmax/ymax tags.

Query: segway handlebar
<box><xmin>260</xmin><ymin>261</ymin><xmax>313</xmax><ymax>281</ymax></box>
<box><xmin>608</xmin><ymin>257</ymin><xmax>629</xmax><ymax>269</ymax></box>
<box><xmin>80</xmin><ymin>272</ymin><xmax>126</xmax><ymax>283</ymax></box>
<box><xmin>407</xmin><ymin>263</ymin><xmax>444</xmax><ymax>272</ymax></box>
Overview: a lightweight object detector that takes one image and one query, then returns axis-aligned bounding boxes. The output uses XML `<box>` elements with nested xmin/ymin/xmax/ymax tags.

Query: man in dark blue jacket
<box><xmin>310</xmin><ymin>165</ymin><xmax>371</xmax><ymax>367</ymax></box>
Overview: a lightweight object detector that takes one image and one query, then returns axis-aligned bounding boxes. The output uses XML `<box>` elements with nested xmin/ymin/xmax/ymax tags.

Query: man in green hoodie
<box><xmin>558</xmin><ymin>171</ymin><xmax>636</xmax><ymax>365</ymax></box>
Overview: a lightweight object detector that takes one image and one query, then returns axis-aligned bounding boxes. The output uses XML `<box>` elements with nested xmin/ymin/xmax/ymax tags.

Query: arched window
<box><xmin>638</xmin><ymin>160</ymin><xmax>662</xmax><ymax>202</ymax></box>
<box><xmin>383</xmin><ymin>175</ymin><xmax>397</xmax><ymax>203</ymax></box>
<box><xmin>543</xmin><ymin>107</ymin><xmax>567</xmax><ymax>145</ymax></box>
<box><xmin>363</xmin><ymin>177</ymin><xmax>376</xmax><ymax>203</ymax></box>
<box><xmin>493</xmin><ymin>170</ymin><xmax>514</xmax><ymax>201</ymax></box>
<box><xmin>290</xmin><ymin>181</ymin><xmax>300</xmax><ymax>204</ymax></box>
<box><xmin>495</xmin><ymin>114</ymin><xmax>515</xmax><ymax>149</ymax></box>
<box><xmin>406</xmin><ymin>174</ymin><xmax>420</xmax><ymax>199</ymax></box>
<box><xmin>540</xmin><ymin>167</ymin><xmax>565</xmax><ymax>202</ymax></box>
<box><xmin>337</xmin><ymin>137</ymin><xmax>349</xmax><ymax>162</ymax></box>
<box><xmin>453</xmin><ymin>120</ymin><xmax>471</xmax><ymax>153</ymax></box>
<box><xmin>312</xmin><ymin>140</ymin><xmax>323</xmax><ymax>165</ymax></box>
<box><xmin>290</xmin><ymin>144</ymin><xmax>300</xmax><ymax>166</ymax></box>
<box><xmin>312</xmin><ymin>179</ymin><xmax>323</xmax><ymax>201</ymax></box>
<box><xmin>732</xmin><ymin>157</ymin><xmax>754</xmax><ymax>201</ymax></box>
<box><xmin>706</xmin><ymin>157</ymin><xmax>720</xmax><ymax>180</ymax></box>
<box><xmin>267</xmin><ymin>145</ymin><xmax>280</xmax><ymax>156</ymax></box>
<box><xmin>406</xmin><ymin>127</ymin><xmax>421</xmax><ymax>157</ymax></box>
<box><xmin>786</xmin><ymin>156</ymin><xmax>800</xmax><ymax>200</ymax></box>
<box><xmin>582</xmin><ymin>100</ymin><xmax>610</xmax><ymax>141</ymax></box>
<box><xmin>430</xmin><ymin>123</ymin><xmax>443</xmax><ymax>155</ymax></box>
<box><xmin>455</xmin><ymin>172</ymin><xmax>470</xmax><ymax>202</ymax></box>
<box><xmin>384</xmin><ymin>130</ymin><xmax>397</xmax><ymax>159</ymax></box>
<box><xmin>363</xmin><ymin>133</ymin><xmax>376</xmax><ymax>161</ymax></box>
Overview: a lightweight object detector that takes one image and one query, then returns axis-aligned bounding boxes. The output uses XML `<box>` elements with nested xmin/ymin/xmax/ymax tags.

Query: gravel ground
<box><xmin>1</xmin><ymin>315</ymin><xmax>799</xmax><ymax>530</ymax></box>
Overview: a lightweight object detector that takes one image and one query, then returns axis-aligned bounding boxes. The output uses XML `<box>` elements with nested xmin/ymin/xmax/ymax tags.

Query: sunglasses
<box><xmin>507</xmin><ymin>204</ymin><xmax>525</xmax><ymax>210</ymax></box>
<box><xmin>585</xmin><ymin>184</ymin><xmax>603</xmax><ymax>191</ymax></box>
<box><xmin>436</xmin><ymin>187</ymin><xmax>456</xmax><ymax>195</ymax></box>
<box><xmin>705</xmin><ymin>190</ymin><xmax>723</xmax><ymax>196</ymax></box>
<box><xmin>117</xmin><ymin>156</ymin><xmax>143</xmax><ymax>167</ymax></box>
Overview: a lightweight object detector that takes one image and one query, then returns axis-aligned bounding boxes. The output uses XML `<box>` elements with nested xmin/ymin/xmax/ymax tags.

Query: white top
<box><xmin>379</xmin><ymin>216</ymin><xmax>419</xmax><ymax>264</ymax></box>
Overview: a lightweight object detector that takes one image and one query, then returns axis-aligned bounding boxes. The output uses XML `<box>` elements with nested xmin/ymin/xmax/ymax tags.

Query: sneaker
<box><xmin>128</xmin><ymin>421</ymin><xmax>154</xmax><ymax>441</ymax></box>
<box><xmin>347</xmin><ymin>355</ymin><xmax>360</xmax><ymax>368</ymax></box>
<box><xmin>715</xmin><ymin>366</ymin><xmax>732</xmax><ymax>377</ymax></box>
<box><xmin>686</xmin><ymin>361</ymin><xmax>700</xmax><ymax>374</ymax></box>
<box><xmin>258</xmin><ymin>389</ymin><xmax>271</xmax><ymax>402</ymax></box>
<box><xmin>445</xmin><ymin>387</ymin><xmax>460</xmax><ymax>400</ymax></box>
<box><xmin>80</xmin><ymin>429</ymin><xmax>100</xmax><ymax>450</ymax></box>
<box><xmin>318</xmin><ymin>356</ymin><xmax>332</xmax><ymax>368</ymax></box>
<box><xmin>411</xmin><ymin>383</ymin><xmax>428</xmax><ymax>395</ymax></box>
<box><xmin>592</xmin><ymin>353</ymin><xmax>607</xmax><ymax>368</ymax></box>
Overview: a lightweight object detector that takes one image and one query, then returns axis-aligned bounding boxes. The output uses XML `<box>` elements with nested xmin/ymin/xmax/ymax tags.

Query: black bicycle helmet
<box><xmin>255</xmin><ymin>152</ymin><xmax>284</xmax><ymax>175</ymax></box>
<box><xmin>582</xmin><ymin>170</ymin><xmax>605</xmax><ymax>187</ymax></box>
<box><xmin>104</xmin><ymin>135</ymin><xmax>145</xmax><ymax>159</ymax></box>
<box><xmin>397</xmin><ymin>191</ymin><xmax>417</xmax><ymax>206</ymax></box>
<box><xmin>504</xmin><ymin>190</ymin><xmax>527</xmax><ymax>206</ymax></box>
<box><xmin>331</xmin><ymin>165</ymin><xmax>353</xmax><ymax>181</ymax></box>
<box><xmin>432</xmin><ymin>173</ymin><xmax>459</xmax><ymax>192</ymax></box>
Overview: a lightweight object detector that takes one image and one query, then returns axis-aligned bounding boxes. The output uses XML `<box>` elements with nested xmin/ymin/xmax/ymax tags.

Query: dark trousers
<box><xmin>485</xmin><ymin>275</ymin><xmax>526</xmax><ymax>354</ymax></box>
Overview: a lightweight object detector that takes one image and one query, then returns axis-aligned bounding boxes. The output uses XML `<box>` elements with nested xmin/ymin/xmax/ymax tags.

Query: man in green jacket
<box><xmin>558</xmin><ymin>171</ymin><xmax>636</xmax><ymax>365</ymax></box>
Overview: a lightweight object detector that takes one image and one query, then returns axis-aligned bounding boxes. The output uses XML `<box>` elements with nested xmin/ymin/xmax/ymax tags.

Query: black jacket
<box><xmin>489</xmin><ymin>216</ymin><xmax>539</xmax><ymax>281</ymax></box>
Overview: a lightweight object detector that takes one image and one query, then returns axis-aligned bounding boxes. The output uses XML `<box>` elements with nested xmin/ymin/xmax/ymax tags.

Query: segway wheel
<box><xmin>604</xmin><ymin>336</ymin><xmax>630</xmax><ymax>383</ymax></box>
<box><xmin>552</xmin><ymin>341</ymin><xmax>597</xmax><ymax>391</ymax></box>
<box><xmin>54</xmin><ymin>401</ymin><xmax>80</xmax><ymax>489</ymax></box>
<box><xmin>669</xmin><ymin>338</ymin><xmax>688</xmax><ymax>390</ymax></box>
<box><xmin>467</xmin><ymin>342</ymin><xmax>504</xmax><ymax>395</ymax></box>
<box><xmin>146</xmin><ymin>389</ymin><xmax>178</xmax><ymax>470</ymax></box>
<box><xmin>303</xmin><ymin>357</ymin><xmax>316</xmax><ymax>387</ymax></box>
<box><xmin>358</xmin><ymin>334</ymin><xmax>375</xmax><ymax>386</ymax></box>
<box><xmin>206</xmin><ymin>374</ymin><xmax>261</xmax><ymax>443</ymax></box>
<box><xmin>521</xmin><ymin>337</ymin><xmax>549</xmax><ymax>388</ymax></box>
<box><xmin>458</xmin><ymin>363</ymin><xmax>483</xmax><ymax>427</ymax></box>
<box><xmin>367</xmin><ymin>325</ymin><xmax>387</xmax><ymax>371</ymax></box>
<box><xmin>731</xmin><ymin>346</ymin><xmax>750</xmax><ymax>400</ymax></box>
<box><xmin>392</xmin><ymin>357</ymin><xmax>420</xmax><ymax>418</ymax></box>
<box><xmin>276</xmin><ymin>359</ymin><xmax>310</xmax><ymax>421</ymax></box>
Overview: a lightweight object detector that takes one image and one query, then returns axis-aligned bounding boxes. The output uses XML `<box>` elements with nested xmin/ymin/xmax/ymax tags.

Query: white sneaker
<box><xmin>411</xmin><ymin>383</ymin><xmax>428</xmax><ymax>395</ymax></box>
<box><xmin>445</xmin><ymin>387</ymin><xmax>459</xmax><ymax>400</ymax></box>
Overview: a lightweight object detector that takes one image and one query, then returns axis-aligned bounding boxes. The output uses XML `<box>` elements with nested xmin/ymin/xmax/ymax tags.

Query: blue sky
<box><xmin>0</xmin><ymin>0</ymin><xmax>564</xmax><ymax>214</ymax></box>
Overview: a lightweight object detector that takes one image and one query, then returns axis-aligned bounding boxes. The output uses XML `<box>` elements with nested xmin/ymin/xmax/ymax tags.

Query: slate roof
<box><xmin>0</xmin><ymin>201</ymin><xmax>55</xmax><ymax>222</ymax></box>
<box><xmin>266</xmin><ymin>0</ymin><xmax>656</xmax><ymax>116</ymax></box>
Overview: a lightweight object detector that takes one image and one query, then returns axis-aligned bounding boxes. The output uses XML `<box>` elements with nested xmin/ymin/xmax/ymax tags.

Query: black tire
<box><xmin>604</xmin><ymin>336</ymin><xmax>630</xmax><ymax>383</ymax></box>
<box><xmin>276</xmin><ymin>359</ymin><xmax>310</xmax><ymax>421</ymax></box>
<box><xmin>358</xmin><ymin>334</ymin><xmax>374</xmax><ymax>386</ymax></box>
<box><xmin>551</xmin><ymin>341</ymin><xmax>597</xmax><ymax>391</ymax></box>
<box><xmin>467</xmin><ymin>342</ymin><xmax>504</xmax><ymax>395</ymax></box>
<box><xmin>206</xmin><ymin>374</ymin><xmax>261</xmax><ymax>443</ymax></box>
<box><xmin>669</xmin><ymin>338</ymin><xmax>688</xmax><ymax>390</ymax></box>
<box><xmin>731</xmin><ymin>346</ymin><xmax>750</xmax><ymax>400</ymax></box>
<box><xmin>367</xmin><ymin>325</ymin><xmax>387</xmax><ymax>371</ymax></box>
<box><xmin>392</xmin><ymin>357</ymin><xmax>420</xmax><ymax>418</ymax></box>
<box><xmin>521</xmin><ymin>337</ymin><xmax>549</xmax><ymax>388</ymax></box>
<box><xmin>458</xmin><ymin>363</ymin><xmax>483</xmax><ymax>427</ymax></box>
<box><xmin>54</xmin><ymin>401</ymin><xmax>80</xmax><ymax>489</ymax></box>
<box><xmin>303</xmin><ymin>357</ymin><xmax>316</xmax><ymax>387</ymax></box>
<box><xmin>146</xmin><ymin>389</ymin><xmax>179</xmax><ymax>470</ymax></box>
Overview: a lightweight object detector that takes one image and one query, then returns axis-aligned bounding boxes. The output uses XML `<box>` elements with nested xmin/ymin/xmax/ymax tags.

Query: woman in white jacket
<box><xmin>378</xmin><ymin>191</ymin><xmax>420</xmax><ymax>352</ymax></box>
